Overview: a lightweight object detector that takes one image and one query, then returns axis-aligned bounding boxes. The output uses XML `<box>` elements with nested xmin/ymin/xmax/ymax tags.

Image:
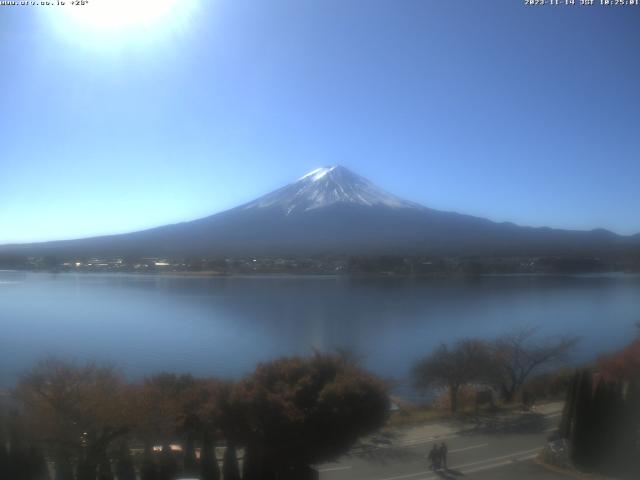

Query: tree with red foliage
<box><xmin>15</xmin><ymin>358</ymin><xmax>128</xmax><ymax>480</ymax></box>
<box><xmin>235</xmin><ymin>352</ymin><xmax>389</xmax><ymax>479</ymax></box>
<box><xmin>598</xmin><ymin>339</ymin><xmax>640</xmax><ymax>382</ymax></box>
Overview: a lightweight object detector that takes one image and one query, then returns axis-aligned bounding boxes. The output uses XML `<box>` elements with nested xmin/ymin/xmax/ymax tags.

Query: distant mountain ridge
<box><xmin>1</xmin><ymin>166</ymin><xmax>639</xmax><ymax>258</ymax></box>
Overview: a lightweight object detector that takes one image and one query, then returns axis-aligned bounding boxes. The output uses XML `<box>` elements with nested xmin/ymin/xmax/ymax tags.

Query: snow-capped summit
<box><xmin>298</xmin><ymin>166</ymin><xmax>338</xmax><ymax>181</ymax></box>
<box><xmin>298</xmin><ymin>165</ymin><xmax>347</xmax><ymax>182</ymax></box>
<box><xmin>242</xmin><ymin>165</ymin><xmax>423</xmax><ymax>215</ymax></box>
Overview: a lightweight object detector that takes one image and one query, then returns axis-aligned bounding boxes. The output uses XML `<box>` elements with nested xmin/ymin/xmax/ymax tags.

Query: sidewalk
<box><xmin>362</xmin><ymin>401</ymin><xmax>565</xmax><ymax>451</ymax></box>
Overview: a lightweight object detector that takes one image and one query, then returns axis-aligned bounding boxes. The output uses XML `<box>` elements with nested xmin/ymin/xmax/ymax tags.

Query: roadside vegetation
<box><xmin>549</xmin><ymin>331</ymin><xmax>640</xmax><ymax>479</ymax></box>
<box><xmin>0</xmin><ymin>353</ymin><xmax>389</xmax><ymax>480</ymax></box>
<box><xmin>411</xmin><ymin>327</ymin><xmax>577</xmax><ymax>414</ymax></box>
<box><xmin>3</xmin><ymin>326</ymin><xmax>639</xmax><ymax>479</ymax></box>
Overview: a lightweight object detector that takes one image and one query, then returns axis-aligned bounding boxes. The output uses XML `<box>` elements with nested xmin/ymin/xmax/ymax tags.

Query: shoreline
<box><xmin>0</xmin><ymin>268</ymin><xmax>637</xmax><ymax>278</ymax></box>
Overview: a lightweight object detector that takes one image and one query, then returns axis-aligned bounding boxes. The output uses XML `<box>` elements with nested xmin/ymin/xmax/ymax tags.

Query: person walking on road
<box><xmin>428</xmin><ymin>444</ymin><xmax>440</xmax><ymax>470</ymax></box>
<box><xmin>439</xmin><ymin>442</ymin><xmax>448</xmax><ymax>470</ymax></box>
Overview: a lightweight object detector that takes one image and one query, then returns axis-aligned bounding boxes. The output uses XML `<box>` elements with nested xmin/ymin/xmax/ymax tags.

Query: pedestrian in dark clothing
<box><xmin>428</xmin><ymin>444</ymin><xmax>440</xmax><ymax>470</ymax></box>
<box><xmin>439</xmin><ymin>442</ymin><xmax>448</xmax><ymax>469</ymax></box>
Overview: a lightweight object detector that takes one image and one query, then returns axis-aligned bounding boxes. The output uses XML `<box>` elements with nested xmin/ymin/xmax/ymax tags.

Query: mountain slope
<box><xmin>241</xmin><ymin>166</ymin><xmax>422</xmax><ymax>214</ymax></box>
<box><xmin>1</xmin><ymin>166</ymin><xmax>638</xmax><ymax>258</ymax></box>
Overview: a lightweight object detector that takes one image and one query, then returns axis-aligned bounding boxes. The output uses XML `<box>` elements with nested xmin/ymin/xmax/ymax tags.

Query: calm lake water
<box><xmin>1</xmin><ymin>271</ymin><xmax>639</xmax><ymax>397</ymax></box>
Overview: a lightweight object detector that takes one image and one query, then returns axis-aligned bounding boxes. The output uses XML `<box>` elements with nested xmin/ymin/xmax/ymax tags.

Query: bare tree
<box><xmin>492</xmin><ymin>327</ymin><xmax>578</xmax><ymax>402</ymax></box>
<box><xmin>412</xmin><ymin>339</ymin><xmax>495</xmax><ymax>413</ymax></box>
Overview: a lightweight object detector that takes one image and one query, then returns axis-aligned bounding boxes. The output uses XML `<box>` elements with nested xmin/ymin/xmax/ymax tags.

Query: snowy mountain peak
<box><xmin>299</xmin><ymin>166</ymin><xmax>339</xmax><ymax>181</ymax></box>
<box><xmin>242</xmin><ymin>165</ymin><xmax>423</xmax><ymax>215</ymax></box>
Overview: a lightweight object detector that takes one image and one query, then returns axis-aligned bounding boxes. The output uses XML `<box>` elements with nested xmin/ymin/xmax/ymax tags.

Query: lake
<box><xmin>1</xmin><ymin>271</ymin><xmax>639</xmax><ymax>398</ymax></box>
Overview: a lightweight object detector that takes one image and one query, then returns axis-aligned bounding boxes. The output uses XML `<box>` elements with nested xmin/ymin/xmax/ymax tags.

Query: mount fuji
<box><xmin>2</xmin><ymin>166</ymin><xmax>638</xmax><ymax>257</ymax></box>
<box><xmin>241</xmin><ymin>166</ymin><xmax>422</xmax><ymax>214</ymax></box>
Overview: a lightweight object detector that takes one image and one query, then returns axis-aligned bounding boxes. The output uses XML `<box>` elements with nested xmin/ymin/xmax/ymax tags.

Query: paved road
<box><xmin>319</xmin><ymin>410</ymin><xmax>570</xmax><ymax>480</ymax></box>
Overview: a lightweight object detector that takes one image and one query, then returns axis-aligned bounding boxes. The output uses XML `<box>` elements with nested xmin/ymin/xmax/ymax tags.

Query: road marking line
<box><xmin>460</xmin><ymin>459</ymin><xmax>513</xmax><ymax>475</ymax></box>
<box><xmin>376</xmin><ymin>446</ymin><xmax>542</xmax><ymax>480</ymax></box>
<box><xmin>406</xmin><ymin>435</ymin><xmax>456</xmax><ymax>444</ymax></box>
<box><xmin>449</xmin><ymin>443</ymin><xmax>488</xmax><ymax>454</ymax></box>
<box><xmin>396</xmin><ymin>433</ymin><xmax>461</xmax><ymax>447</ymax></box>
<box><xmin>450</xmin><ymin>446</ymin><xmax>541</xmax><ymax>470</ymax></box>
<box><xmin>517</xmin><ymin>453</ymin><xmax>539</xmax><ymax>461</ymax></box>
<box><xmin>462</xmin><ymin>453</ymin><xmax>539</xmax><ymax>475</ymax></box>
<box><xmin>412</xmin><ymin>452</ymin><xmax>542</xmax><ymax>480</ymax></box>
<box><xmin>318</xmin><ymin>465</ymin><xmax>352</xmax><ymax>472</ymax></box>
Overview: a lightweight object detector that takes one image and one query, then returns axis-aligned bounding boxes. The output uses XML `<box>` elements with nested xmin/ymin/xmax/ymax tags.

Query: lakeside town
<box><xmin>1</xmin><ymin>253</ymin><xmax>639</xmax><ymax>276</ymax></box>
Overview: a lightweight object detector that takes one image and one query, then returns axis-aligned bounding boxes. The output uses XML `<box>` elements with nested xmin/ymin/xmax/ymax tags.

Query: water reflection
<box><xmin>1</xmin><ymin>271</ymin><xmax>639</xmax><ymax>397</ymax></box>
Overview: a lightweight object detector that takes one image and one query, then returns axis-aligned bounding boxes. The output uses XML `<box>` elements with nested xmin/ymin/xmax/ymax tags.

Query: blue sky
<box><xmin>1</xmin><ymin>0</ymin><xmax>639</xmax><ymax>244</ymax></box>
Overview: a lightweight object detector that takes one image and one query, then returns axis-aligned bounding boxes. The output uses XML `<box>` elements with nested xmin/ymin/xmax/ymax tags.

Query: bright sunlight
<box><xmin>43</xmin><ymin>0</ymin><xmax>200</xmax><ymax>48</ymax></box>
<box><xmin>65</xmin><ymin>0</ymin><xmax>185</xmax><ymax>30</ymax></box>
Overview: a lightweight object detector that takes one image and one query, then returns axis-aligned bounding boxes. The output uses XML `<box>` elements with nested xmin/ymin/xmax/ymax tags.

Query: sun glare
<box><xmin>44</xmin><ymin>0</ymin><xmax>200</xmax><ymax>48</ymax></box>
<box><xmin>65</xmin><ymin>0</ymin><xmax>183</xmax><ymax>30</ymax></box>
